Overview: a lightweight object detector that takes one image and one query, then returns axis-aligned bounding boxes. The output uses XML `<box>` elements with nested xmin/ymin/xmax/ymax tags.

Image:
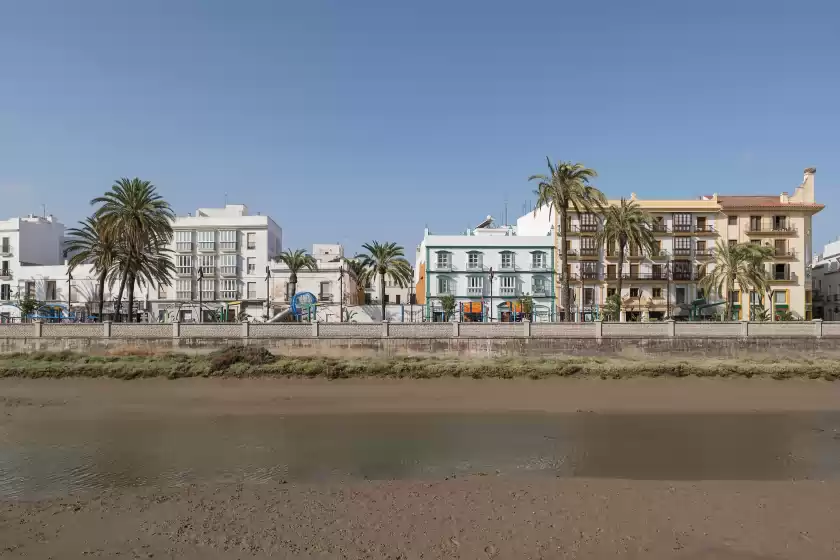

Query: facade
<box><xmin>150</xmin><ymin>204</ymin><xmax>282</xmax><ymax>322</ymax></box>
<box><xmin>812</xmin><ymin>239</ymin><xmax>840</xmax><ymax>321</ymax></box>
<box><xmin>363</xmin><ymin>274</ymin><xmax>413</xmax><ymax>307</ymax></box>
<box><xmin>416</xmin><ymin>221</ymin><xmax>555</xmax><ymax>321</ymax></box>
<box><xmin>537</xmin><ymin>167</ymin><xmax>822</xmax><ymax>321</ymax></box>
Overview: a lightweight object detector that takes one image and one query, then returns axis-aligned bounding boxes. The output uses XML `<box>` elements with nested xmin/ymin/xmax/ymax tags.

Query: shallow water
<box><xmin>3</xmin><ymin>411</ymin><xmax>840</xmax><ymax>499</ymax></box>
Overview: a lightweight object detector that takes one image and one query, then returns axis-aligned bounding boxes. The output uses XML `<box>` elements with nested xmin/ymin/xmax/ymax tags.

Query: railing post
<box><xmin>814</xmin><ymin>319</ymin><xmax>823</xmax><ymax>339</ymax></box>
<box><xmin>172</xmin><ymin>320</ymin><xmax>180</xmax><ymax>338</ymax></box>
<box><xmin>594</xmin><ymin>320</ymin><xmax>603</xmax><ymax>339</ymax></box>
<box><xmin>311</xmin><ymin>321</ymin><xmax>320</xmax><ymax>338</ymax></box>
<box><xmin>522</xmin><ymin>318</ymin><xmax>531</xmax><ymax>337</ymax></box>
<box><xmin>452</xmin><ymin>320</ymin><xmax>460</xmax><ymax>338</ymax></box>
<box><xmin>740</xmin><ymin>320</ymin><xmax>750</xmax><ymax>338</ymax></box>
<box><xmin>33</xmin><ymin>320</ymin><xmax>43</xmax><ymax>338</ymax></box>
<box><xmin>382</xmin><ymin>320</ymin><xmax>390</xmax><ymax>338</ymax></box>
<box><xmin>666</xmin><ymin>319</ymin><xmax>676</xmax><ymax>337</ymax></box>
<box><xmin>103</xmin><ymin>320</ymin><xmax>112</xmax><ymax>338</ymax></box>
<box><xmin>241</xmin><ymin>320</ymin><xmax>250</xmax><ymax>339</ymax></box>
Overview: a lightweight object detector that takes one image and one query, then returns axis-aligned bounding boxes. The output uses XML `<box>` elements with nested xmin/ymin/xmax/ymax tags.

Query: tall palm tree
<box><xmin>597</xmin><ymin>198</ymin><xmax>656</xmax><ymax>320</ymax></box>
<box><xmin>92</xmin><ymin>178</ymin><xmax>174</xmax><ymax>322</ymax></box>
<box><xmin>530</xmin><ymin>158</ymin><xmax>605</xmax><ymax>322</ymax></box>
<box><xmin>357</xmin><ymin>241</ymin><xmax>413</xmax><ymax>322</ymax></box>
<box><xmin>700</xmin><ymin>240</ymin><xmax>771</xmax><ymax>321</ymax></box>
<box><xmin>273</xmin><ymin>249</ymin><xmax>318</xmax><ymax>302</ymax></box>
<box><xmin>343</xmin><ymin>257</ymin><xmax>370</xmax><ymax>306</ymax></box>
<box><xmin>65</xmin><ymin>217</ymin><xmax>119</xmax><ymax>321</ymax></box>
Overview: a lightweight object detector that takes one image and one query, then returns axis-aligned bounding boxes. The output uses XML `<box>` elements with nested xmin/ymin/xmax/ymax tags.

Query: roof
<box><xmin>717</xmin><ymin>195</ymin><xmax>824</xmax><ymax>211</ymax></box>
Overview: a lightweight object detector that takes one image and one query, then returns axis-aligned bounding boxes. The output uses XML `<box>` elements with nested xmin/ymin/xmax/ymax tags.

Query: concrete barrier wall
<box><xmin>0</xmin><ymin>320</ymin><xmax>834</xmax><ymax>341</ymax></box>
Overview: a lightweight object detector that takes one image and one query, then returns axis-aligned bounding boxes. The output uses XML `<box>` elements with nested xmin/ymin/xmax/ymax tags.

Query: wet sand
<box><xmin>3</xmin><ymin>378</ymin><xmax>840</xmax><ymax>559</ymax></box>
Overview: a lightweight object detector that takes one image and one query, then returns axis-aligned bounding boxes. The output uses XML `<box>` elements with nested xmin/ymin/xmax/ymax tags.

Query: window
<box><xmin>247</xmin><ymin>257</ymin><xmax>256</xmax><ymax>274</ymax></box>
<box><xmin>467</xmin><ymin>252</ymin><xmax>483</xmax><ymax>270</ymax></box>
<box><xmin>437</xmin><ymin>276</ymin><xmax>452</xmax><ymax>294</ymax></box>
<box><xmin>0</xmin><ymin>284</ymin><xmax>10</xmax><ymax>300</ymax></box>
<box><xmin>0</xmin><ymin>237</ymin><xmax>8</xmax><ymax>253</ymax></box>
<box><xmin>220</xmin><ymin>280</ymin><xmax>238</xmax><ymax>299</ymax></box>
<box><xmin>175</xmin><ymin>230</ymin><xmax>193</xmax><ymax>251</ymax></box>
<box><xmin>750</xmin><ymin>291</ymin><xmax>761</xmax><ymax>305</ymax></box>
<box><xmin>46</xmin><ymin>281</ymin><xmax>57</xmax><ymax>300</ymax></box>
<box><xmin>673</xmin><ymin>213</ymin><xmax>692</xmax><ymax>232</ymax></box>
<box><xmin>652</xmin><ymin>287</ymin><xmax>662</xmax><ymax>298</ymax></box>
<box><xmin>675</xmin><ymin>287</ymin><xmax>687</xmax><ymax>305</ymax></box>
<box><xmin>750</xmin><ymin>239</ymin><xmax>761</xmax><ymax>245</ymax></box>
<box><xmin>247</xmin><ymin>233</ymin><xmax>256</xmax><ymax>250</ymax></box>
<box><xmin>436</xmin><ymin>251</ymin><xmax>451</xmax><ymax>269</ymax></box>
<box><xmin>500</xmin><ymin>252</ymin><xmax>514</xmax><ymax>270</ymax></box>
<box><xmin>629</xmin><ymin>264</ymin><xmax>640</xmax><ymax>278</ymax></box>
<box><xmin>607</xmin><ymin>264</ymin><xmax>617</xmax><ymax>279</ymax></box>
<box><xmin>772</xmin><ymin>216</ymin><xmax>788</xmax><ymax>231</ymax></box>
<box><xmin>395</xmin><ymin>294</ymin><xmax>401</xmax><ymax>305</ymax></box>
<box><xmin>580</xmin><ymin>213</ymin><xmax>598</xmax><ymax>232</ymax></box>
<box><xmin>177</xmin><ymin>254</ymin><xmax>192</xmax><ymax>275</ymax></box>
<box><xmin>652</xmin><ymin>264</ymin><xmax>663</xmax><ymax>279</ymax></box>
<box><xmin>673</xmin><ymin>260</ymin><xmax>691</xmax><ymax>280</ymax></box>
<box><xmin>607</xmin><ymin>287</ymin><xmax>616</xmax><ymax>297</ymax></box>
<box><xmin>0</xmin><ymin>260</ymin><xmax>8</xmax><ymax>275</ymax></box>
<box><xmin>467</xmin><ymin>276</ymin><xmax>483</xmax><ymax>295</ymax></box>
<box><xmin>198</xmin><ymin>254</ymin><xmax>216</xmax><ymax>272</ymax></box>
<box><xmin>219</xmin><ymin>230</ymin><xmax>237</xmax><ymax>251</ymax></box>
<box><xmin>773</xmin><ymin>291</ymin><xmax>786</xmax><ymax>304</ymax></box>
<box><xmin>197</xmin><ymin>230</ymin><xmax>215</xmax><ymax>251</ymax></box>
<box><xmin>728</xmin><ymin>239</ymin><xmax>737</xmax><ymax>248</ymax></box>
<box><xmin>565</xmin><ymin>240</ymin><xmax>573</xmax><ymax>254</ymax></box>
<box><xmin>630</xmin><ymin>288</ymin><xmax>640</xmax><ymax>298</ymax></box>
<box><xmin>25</xmin><ymin>281</ymin><xmax>35</xmax><ymax>297</ymax></box>
<box><xmin>532</xmin><ymin>276</ymin><xmax>547</xmax><ymax>294</ymax></box>
<box><xmin>200</xmin><ymin>279</ymin><xmax>215</xmax><ymax>301</ymax></box>
<box><xmin>696</xmin><ymin>240</ymin><xmax>706</xmax><ymax>252</ymax></box>
<box><xmin>247</xmin><ymin>282</ymin><xmax>257</xmax><ymax>299</ymax></box>
<box><xmin>584</xmin><ymin>287</ymin><xmax>595</xmax><ymax>306</ymax></box>
<box><xmin>728</xmin><ymin>290</ymin><xmax>740</xmax><ymax>304</ymax></box>
<box><xmin>158</xmin><ymin>285</ymin><xmax>168</xmax><ymax>299</ymax></box>
<box><xmin>652</xmin><ymin>216</ymin><xmax>666</xmax><ymax>232</ymax></box>
<box><xmin>653</xmin><ymin>240</ymin><xmax>662</xmax><ymax>254</ymax></box>
<box><xmin>531</xmin><ymin>251</ymin><xmax>546</xmax><ymax>269</ymax></box>
<box><xmin>220</xmin><ymin>254</ymin><xmax>237</xmax><ymax>275</ymax></box>
<box><xmin>749</xmin><ymin>216</ymin><xmax>762</xmax><ymax>231</ymax></box>
<box><xmin>673</xmin><ymin>237</ymin><xmax>691</xmax><ymax>256</ymax></box>
<box><xmin>697</xmin><ymin>287</ymin><xmax>705</xmax><ymax>300</ymax></box>
<box><xmin>176</xmin><ymin>279</ymin><xmax>192</xmax><ymax>300</ymax></box>
<box><xmin>500</xmin><ymin>275</ymin><xmax>515</xmax><ymax>296</ymax></box>
<box><xmin>581</xmin><ymin>237</ymin><xmax>598</xmax><ymax>255</ymax></box>
<box><xmin>319</xmin><ymin>281</ymin><xmax>331</xmax><ymax>301</ymax></box>
<box><xmin>773</xmin><ymin>263</ymin><xmax>787</xmax><ymax>280</ymax></box>
<box><xmin>581</xmin><ymin>262</ymin><xmax>598</xmax><ymax>279</ymax></box>
<box><xmin>728</xmin><ymin>216</ymin><xmax>737</xmax><ymax>226</ymax></box>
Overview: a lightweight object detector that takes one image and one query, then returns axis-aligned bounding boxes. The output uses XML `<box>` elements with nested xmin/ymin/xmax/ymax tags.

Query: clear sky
<box><xmin>2</xmin><ymin>0</ymin><xmax>838</xmax><ymax>259</ymax></box>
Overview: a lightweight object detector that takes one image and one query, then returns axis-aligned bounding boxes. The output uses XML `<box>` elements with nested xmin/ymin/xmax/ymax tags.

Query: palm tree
<box><xmin>92</xmin><ymin>178</ymin><xmax>174</xmax><ymax>322</ymax></box>
<box><xmin>597</xmin><ymin>198</ymin><xmax>656</xmax><ymax>320</ymax></box>
<box><xmin>700</xmin><ymin>241</ymin><xmax>771</xmax><ymax>321</ymax></box>
<box><xmin>65</xmin><ymin>217</ymin><xmax>119</xmax><ymax>321</ymax></box>
<box><xmin>357</xmin><ymin>241</ymin><xmax>413</xmax><ymax>322</ymax></box>
<box><xmin>273</xmin><ymin>249</ymin><xmax>318</xmax><ymax>302</ymax></box>
<box><xmin>530</xmin><ymin>158</ymin><xmax>605</xmax><ymax>322</ymax></box>
<box><xmin>343</xmin><ymin>257</ymin><xmax>370</xmax><ymax>306</ymax></box>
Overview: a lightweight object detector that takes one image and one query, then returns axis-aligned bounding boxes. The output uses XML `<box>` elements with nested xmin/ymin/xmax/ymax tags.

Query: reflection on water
<box><xmin>2</xmin><ymin>412</ymin><xmax>840</xmax><ymax>499</ymax></box>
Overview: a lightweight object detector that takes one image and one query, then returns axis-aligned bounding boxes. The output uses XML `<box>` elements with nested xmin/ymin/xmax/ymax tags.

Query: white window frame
<box><xmin>197</xmin><ymin>230</ymin><xmax>215</xmax><ymax>251</ymax></box>
<box><xmin>532</xmin><ymin>251</ymin><xmax>546</xmax><ymax>270</ymax></box>
<box><xmin>176</xmin><ymin>254</ymin><xmax>192</xmax><ymax>275</ymax></box>
<box><xmin>467</xmin><ymin>252</ymin><xmax>483</xmax><ymax>271</ymax></box>
<box><xmin>500</xmin><ymin>252</ymin><xmax>514</xmax><ymax>270</ymax></box>
<box><xmin>246</xmin><ymin>232</ymin><xmax>256</xmax><ymax>250</ymax></box>
<box><xmin>247</xmin><ymin>282</ymin><xmax>257</xmax><ymax>300</ymax></box>
<box><xmin>198</xmin><ymin>254</ymin><xmax>216</xmax><ymax>271</ymax></box>
<box><xmin>176</xmin><ymin>279</ymin><xmax>192</xmax><ymax>300</ymax></box>
<box><xmin>437</xmin><ymin>276</ymin><xmax>453</xmax><ymax>295</ymax></box>
<box><xmin>175</xmin><ymin>230</ymin><xmax>193</xmax><ymax>251</ymax></box>
<box><xmin>436</xmin><ymin>251</ymin><xmax>451</xmax><ymax>269</ymax></box>
<box><xmin>200</xmin><ymin>279</ymin><xmax>216</xmax><ymax>301</ymax></box>
<box><xmin>220</xmin><ymin>254</ymin><xmax>237</xmax><ymax>275</ymax></box>
<box><xmin>500</xmin><ymin>275</ymin><xmax>516</xmax><ymax>296</ymax></box>
<box><xmin>219</xmin><ymin>230</ymin><xmax>237</xmax><ymax>251</ymax></box>
<box><xmin>247</xmin><ymin>257</ymin><xmax>256</xmax><ymax>274</ymax></box>
<box><xmin>220</xmin><ymin>279</ymin><xmax>238</xmax><ymax>300</ymax></box>
<box><xmin>532</xmin><ymin>275</ymin><xmax>547</xmax><ymax>295</ymax></box>
<box><xmin>467</xmin><ymin>275</ymin><xmax>483</xmax><ymax>295</ymax></box>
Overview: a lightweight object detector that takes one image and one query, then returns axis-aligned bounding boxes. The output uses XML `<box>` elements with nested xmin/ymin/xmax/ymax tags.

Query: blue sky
<box><xmin>2</xmin><ymin>0</ymin><xmax>838</xmax><ymax>258</ymax></box>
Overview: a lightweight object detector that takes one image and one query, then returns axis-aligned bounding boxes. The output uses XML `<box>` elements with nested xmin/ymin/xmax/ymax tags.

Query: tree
<box><xmin>519</xmin><ymin>294</ymin><xmax>535</xmax><ymax>320</ymax></box>
<box><xmin>92</xmin><ymin>178</ymin><xmax>174</xmax><ymax>322</ymax></box>
<box><xmin>597</xmin><ymin>198</ymin><xmax>656</xmax><ymax>320</ymax></box>
<box><xmin>530</xmin><ymin>159</ymin><xmax>605</xmax><ymax>322</ymax></box>
<box><xmin>343</xmin><ymin>257</ymin><xmax>370</xmax><ymax>306</ymax></box>
<box><xmin>700</xmin><ymin>241</ymin><xmax>772</xmax><ymax>321</ymax></box>
<box><xmin>357</xmin><ymin>241</ymin><xmax>413</xmax><ymax>322</ymax></box>
<box><xmin>439</xmin><ymin>293</ymin><xmax>456</xmax><ymax>321</ymax></box>
<box><xmin>65</xmin><ymin>217</ymin><xmax>119</xmax><ymax>322</ymax></box>
<box><xmin>273</xmin><ymin>249</ymin><xmax>318</xmax><ymax>301</ymax></box>
<box><xmin>16</xmin><ymin>293</ymin><xmax>42</xmax><ymax>322</ymax></box>
<box><xmin>602</xmin><ymin>293</ymin><xmax>621</xmax><ymax>322</ymax></box>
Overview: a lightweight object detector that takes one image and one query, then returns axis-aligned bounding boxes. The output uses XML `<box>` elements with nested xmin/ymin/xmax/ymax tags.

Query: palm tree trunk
<box><xmin>380</xmin><ymin>272</ymin><xmax>386</xmax><ymax>322</ymax></box>
<box><xmin>114</xmin><ymin>272</ymin><xmax>128</xmax><ymax>323</ymax></box>
<box><xmin>725</xmin><ymin>277</ymin><xmax>732</xmax><ymax>322</ymax></box>
<box><xmin>559</xmin><ymin>208</ymin><xmax>569</xmax><ymax>322</ymax></box>
<box><xmin>126</xmin><ymin>272</ymin><xmax>135</xmax><ymax>323</ymax></box>
<box><xmin>617</xmin><ymin>240</ymin><xmax>626</xmax><ymax>322</ymax></box>
<box><xmin>97</xmin><ymin>271</ymin><xmax>107</xmax><ymax>322</ymax></box>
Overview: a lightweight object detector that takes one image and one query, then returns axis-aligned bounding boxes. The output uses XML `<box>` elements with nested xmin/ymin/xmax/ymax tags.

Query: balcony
<box><xmin>559</xmin><ymin>272</ymin><xmax>600</xmax><ymax>282</ymax></box>
<box><xmin>564</xmin><ymin>249</ymin><xmax>579</xmax><ymax>260</ymax></box>
<box><xmin>500</xmin><ymin>287</ymin><xmax>517</xmax><ymax>297</ymax></box>
<box><xmin>0</xmin><ymin>270</ymin><xmax>11</xmax><ymax>280</ymax></box>
<box><xmin>530</xmin><ymin>262</ymin><xmax>549</xmax><ymax>272</ymax></box>
<box><xmin>773</xmin><ymin>249</ymin><xmax>797</xmax><ymax>260</ymax></box>
<box><xmin>0</xmin><ymin>245</ymin><xmax>12</xmax><ymax>257</ymax></box>
<box><xmin>672</xmin><ymin>248</ymin><xmax>692</xmax><ymax>257</ymax></box>
<box><xmin>651</xmin><ymin>224</ymin><xmax>669</xmax><ymax>235</ymax></box>
<box><xmin>746</xmin><ymin>221</ymin><xmax>798</xmax><ymax>236</ymax></box>
<box><xmin>672</xmin><ymin>224</ymin><xmax>693</xmax><ymax>234</ymax></box>
<box><xmin>627</xmin><ymin>251</ymin><xmax>644</xmax><ymax>260</ymax></box>
<box><xmin>465</xmin><ymin>262</ymin><xmax>484</xmax><ymax>272</ymax></box>
<box><xmin>220</xmin><ymin>291</ymin><xmax>239</xmax><ymax>301</ymax></box>
<box><xmin>695</xmin><ymin>249</ymin><xmax>715</xmax><ymax>259</ymax></box>
<box><xmin>767</xmin><ymin>271</ymin><xmax>798</xmax><ymax>284</ymax></box>
<box><xmin>579</xmin><ymin>247</ymin><xmax>599</xmax><ymax>260</ymax></box>
<box><xmin>673</xmin><ymin>271</ymin><xmax>693</xmax><ymax>281</ymax></box>
<box><xmin>694</xmin><ymin>225</ymin><xmax>717</xmax><ymax>235</ymax></box>
<box><xmin>531</xmin><ymin>286</ymin><xmax>548</xmax><ymax>297</ymax></box>
<box><xmin>319</xmin><ymin>293</ymin><xmax>334</xmax><ymax>302</ymax></box>
<box><xmin>605</xmin><ymin>271</ymin><xmax>669</xmax><ymax>282</ymax></box>
<box><xmin>434</xmin><ymin>262</ymin><xmax>454</xmax><ymax>272</ymax></box>
<box><xmin>498</xmin><ymin>262</ymin><xmax>516</xmax><ymax>271</ymax></box>
<box><xmin>651</xmin><ymin>250</ymin><xmax>670</xmax><ymax>260</ymax></box>
<box><xmin>219</xmin><ymin>266</ymin><xmax>238</xmax><ymax>277</ymax></box>
<box><xmin>466</xmin><ymin>286</ymin><xmax>484</xmax><ymax>296</ymax></box>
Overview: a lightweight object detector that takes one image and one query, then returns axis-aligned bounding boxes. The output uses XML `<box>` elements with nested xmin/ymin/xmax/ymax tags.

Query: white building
<box><xmin>151</xmin><ymin>204</ymin><xmax>283</xmax><ymax>322</ymax></box>
<box><xmin>416</xmin><ymin>217</ymin><xmax>556</xmax><ymax>322</ymax></box>
<box><xmin>812</xmin><ymin>239</ymin><xmax>840</xmax><ymax>321</ymax></box>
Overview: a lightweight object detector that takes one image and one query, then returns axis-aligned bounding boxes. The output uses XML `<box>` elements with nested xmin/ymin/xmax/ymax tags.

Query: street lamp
<box><xmin>67</xmin><ymin>269</ymin><xmax>73</xmax><ymax>323</ymax></box>
<box><xmin>488</xmin><ymin>267</ymin><xmax>495</xmax><ymax>322</ymax></box>
<box><xmin>265</xmin><ymin>266</ymin><xmax>271</xmax><ymax>322</ymax></box>
<box><xmin>666</xmin><ymin>259</ymin><xmax>672</xmax><ymax>319</ymax></box>
<box><xmin>197</xmin><ymin>267</ymin><xmax>204</xmax><ymax>323</ymax></box>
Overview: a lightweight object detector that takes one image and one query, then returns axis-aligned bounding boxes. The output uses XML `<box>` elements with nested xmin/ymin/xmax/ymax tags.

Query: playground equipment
<box><xmin>288</xmin><ymin>292</ymin><xmax>318</xmax><ymax>321</ymax></box>
<box><xmin>688</xmin><ymin>297</ymin><xmax>729</xmax><ymax>321</ymax></box>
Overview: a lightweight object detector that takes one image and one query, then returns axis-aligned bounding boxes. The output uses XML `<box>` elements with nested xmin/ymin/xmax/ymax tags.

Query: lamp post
<box><xmin>67</xmin><ymin>269</ymin><xmax>72</xmax><ymax>323</ymax></box>
<box><xmin>265</xmin><ymin>266</ymin><xmax>271</xmax><ymax>322</ymax></box>
<box><xmin>197</xmin><ymin>267</ymin><xmax>204</xmax><ymax>323</ymax></box>
<box><xmin>409</xmin><ymin>276</ymin><xmax>415</xmax><ymax>322</ymax></box>
<box><xmin>339</xmin><ymin>260</ymin><xmax>344</xmax><ymax>322</ymax></box>
<box><xmin>666</xmin><ymin>259</ymin><xmax>672</xmax><ymax>319</ymax></box>
<box><xmin>488</xmin><ymin>267</ymin><xmax>495</xmax><ymax>322</ymax></box>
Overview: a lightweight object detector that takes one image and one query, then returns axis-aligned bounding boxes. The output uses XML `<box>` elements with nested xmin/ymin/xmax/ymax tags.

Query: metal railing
<box><xmin>747</xmin><ymin>221</ymin><xmax>798</xmax><ymax>234</ymax></box>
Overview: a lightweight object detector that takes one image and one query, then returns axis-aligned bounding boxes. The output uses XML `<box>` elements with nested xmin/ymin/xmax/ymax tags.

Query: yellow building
<box><xmin>555</xmin><ymin>167</ymin><xmax>823</xmax><ymax>321</ymax></box>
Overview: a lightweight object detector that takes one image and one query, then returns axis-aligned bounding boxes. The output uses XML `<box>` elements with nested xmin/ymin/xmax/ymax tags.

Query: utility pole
<box><xmin>67</xmin><ymin>269</ymin><xmax>72</xmax><ymax>322</ymax></box>
<box><xmin>197</xmin><ymin>267</ymin><xmax>204</xmax><ymax>323</ymax></box>
<box><xmin>339</xmin><ymin>261</ymin><xmax>344</xmax><ymax>322</ymax></box>
<box><xmin>488</xmin><ymin>267</ymin><xmax>495</xmax><ymax>322</ymax></box>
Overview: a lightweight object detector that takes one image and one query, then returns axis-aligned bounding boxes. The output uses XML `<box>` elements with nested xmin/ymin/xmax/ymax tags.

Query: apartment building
<box><xmin>416</xmin><ymin>219</ymin><xmax>556</xmax><ymax>321</ymax></box>
<box><xmin>152</xmin><ymin>204</ymin><xmax>282</xmax><ymax>322</ymax></box>
<box><xmin>547</xmin><ymin>167</ymin><xmax>822</xmax><ymax>321</ymax></box>
<box><xmin>812</xmin><ymin>239</ymin><xmax>840</xmax><ymax>321</ymax></box>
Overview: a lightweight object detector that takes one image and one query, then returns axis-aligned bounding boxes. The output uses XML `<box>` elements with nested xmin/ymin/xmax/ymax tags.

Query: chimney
<box><xmin>790</xmin><ymin>167</ymin><xmax>816</xmax><ymax>204</ymax></box>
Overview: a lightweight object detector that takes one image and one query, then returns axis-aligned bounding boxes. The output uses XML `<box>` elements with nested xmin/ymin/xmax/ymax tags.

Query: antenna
<box><xmin>41</xmin><ymin>204</ymin><xmax>46</xmax><ymax>218</ymax></box>
<box><xmin>224</xmin><ymin>192</ymin><xmax>228</xmax><ymax>206</ymax></box>
<box><xmin>504</xmin><ymin>198</ymin><xmax>508</xmax><ymax>226</ymax></box>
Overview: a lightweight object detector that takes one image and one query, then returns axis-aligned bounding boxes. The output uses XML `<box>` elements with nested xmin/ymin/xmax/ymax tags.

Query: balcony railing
<box><xmin>673</xmin><ymin>248</ymin><xmax>692</xmax><ymax>257</ymax></box>
<box><xmin>500</xmin><ymin>287</ymin><xmax>517</xmax><ymax>296</ymax></box>
<box><xmin>219</xmin><ymin>266</ymin><xmax>238</xmax><ymax>276</ymax></box>
<box><xmin>466</xmin><ymin>286</ymin><xmax>483</xmax><ymax>296</ymax></box>
<box><xmin>559</xmin><ymin>272</ymin><xmax>599</xmax><ymax>281</ymax></box>
<box><xmin>498</xmin><ymin>262</ymin><xmax>516</xmax><ymax>271</ymax></box>
<box><xmin>672</xmin><ymin>224</ymin><xmax>693</xmax><ymax>233</ymax></box>
<box><xmin>695</xmin><ymin>225</ymin><xmax>716</xmax><ymax>234</ymax></box>
<box><xmin>651</xmin><ymin>250</ymin><xmax>670</xmax><ymax>259</ymax></box>
<box><xmin>651</xmin><ymin>224</ymin><xmax>669</xmax><ymax>234</ymax></box>
<box><xmin>0</xmin><ymin>270</ymin><xmax>11</xmax><ymax>280</ymax></box>
<box><xmin>580</xmin><ymin>248</ymin><xmax>599</xmax><ymax>257</ymax></box>
<box><xmin>767</xmin><ymin>271</ymin><xmax>798</xmax><ymax>282</ymax></box>
<box><xmin>695</xmin><ymin>249</ymin><xmax>715</xmax><ymax>258</ymax></box>
<box><xmin>773</xmin><ymin>249</ymin><xmax>797</xmax><ymax>259</ymax></box>
<box><xmin>605</xmin><ymin>271</ymin><xmax>669</xmax><ymax>281</ymax></box>
<box><xmin>530</xmin><ymin>262</ymin><xmax>549</xmax><ymax>271</ymax></box>
<box><xmin>747</xmin><ymin>222</ymin><xmax>798</xmax><ymax>235</ymax></box>
<box><xmin>465</xmin><ymin>262</ymin><xmax>483</xmax><ymax>271</ymax></box>
<box><xmin>531</xmin><ymin>287</ymin><xmax>548</xmax><ymax>297</ymax></box>
<box><xmin>673</xmin><ymin>271</ymin><xmax>693</xmax><ymax>281</ymax></box>
<box><xmin>434</xmin><ymin>262</ymin><xmax>453</xmax><ymax>271</ymax></box>
<box><xmin>578</xmin><ymin>223</ymin><xmax>598</xmax><ymax>233</ymax></box>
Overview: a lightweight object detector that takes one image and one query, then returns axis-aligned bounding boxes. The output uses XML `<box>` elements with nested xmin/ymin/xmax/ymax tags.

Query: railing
<box><xmin>530</xmin><ymin>263</ymin><xmax>549</xmax><ymax>271</ymax></box>
<box><xmin>673</xmin><ymin>248</ymin><xmax>692</xmax><ymax>257</ymax></box>
<box><xmin>434</xmin><ymin>262</ymin><xmax>454</xmax><ymax>272</ymax></box>
<box><xmin>673</xmin><ymin>271</ymin><xmax>693</xmax><ymax>281</ymax></box>
<box><xmin>651</xmin><ymin>224</ymin><xmax>669</xmax><ymax>234</ymax></box>
<box><xmin>579</xmin><ymin>223</ymin><xmax>598</xmax><ymax>233</ymax></box>
<box><xmin>747</xmin><ymin>222</ymin><xmax>798</xmax><ymax>234</ymax></box>
<box><xmin>498</xmin><ymin>263</ymin><xmax>516</xmax><ymax>271</ymax></box>
<box><xmin>673</xmin><ymin>224</ymin><xmax>693</xmax><ymax>233</ymax></box>
<box><xmin>774</xmin><ymin>249</ymin><xmax>797</xmax><ymax>258</ymax></box>
<box><xmin>219</xmin><ymin>266</ymin><xmax>238</xmax><ymax>276</ymax></box>
<box><xmin>319</xmin><ymin>294</ymin><xmax>333</xmax><ymax>302</ymax></box>
<box><xmin>176</xmin><ymin>267</ymin><xmax>193</xmax><ymax>276</ymax></box>
<box><xmin>767</xmin><ymin>271</ymin><xmax>798</xmax><ymax>282</ymax></box>
<box><xmin>499</xmin><ymin>287</ymin><xmax>517</xmax><ymax>296</ymax></box>
<box><xmin>466</xmin><ymin>286</ymin><xmax>483</xmax><ymax>295</ymax></box>
<box><xmin>465</xmin><ymin>263</ymin><xmax>483</xmax><ymax>271</ymax></box>
<box><xmin>580</xmin><ymin>248</ymin><xmax>599</xmax><ymax>257</ymax></box>
<box><xmin>695</xmin><ymin>249</ymin><xmax>715</xmax><ymax>258</ymax></box>
<box><xmin>0</xmin><ymin>270</ymin><xmax>11</xmax><ymax>280</ymax></box>
<box><xmin>531</xmin><ymin>287</ymin><xmax>548</xmax><ymax>297</ymax></box>
<box><xmin>695</xmin><ymin>225</ymin><xmax>716</xmax><ymax>233</ymax></box>
<box><xmin>605</xmin><ymin>272</ymin><xmax>669</xmax><ymax>281</ymax></box>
